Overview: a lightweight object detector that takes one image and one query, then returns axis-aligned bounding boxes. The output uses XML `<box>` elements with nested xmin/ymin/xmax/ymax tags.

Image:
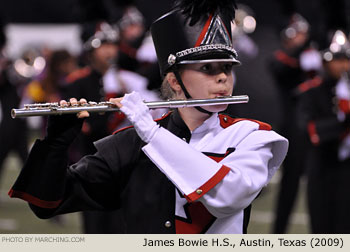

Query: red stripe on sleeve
<box><xmin>185</xmin><ymin>165</ymin><xmax>230</xmax><ymax>202</ymax></box>
<box><xmin>8</xmin><ymin>189</ymin><xmax>62</xmax><ymax>209</ymax></box>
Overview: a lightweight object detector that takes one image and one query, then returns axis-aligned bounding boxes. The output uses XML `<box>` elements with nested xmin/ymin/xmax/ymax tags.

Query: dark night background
<box><xmin>1</xmin><ymin>0</ymin><xmax>350</xmax><ymax>128</ymax></box>
<box><xmin>1</xmin><ymin>0</ymin><xmax>349</xmax><ymax>36</ymax></box>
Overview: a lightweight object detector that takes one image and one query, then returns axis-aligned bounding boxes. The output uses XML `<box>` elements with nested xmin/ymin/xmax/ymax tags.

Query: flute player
<box><xmin>9</xmin><ymin>0</ymin><xmax>288</xmax><ymax>234</ymax></box>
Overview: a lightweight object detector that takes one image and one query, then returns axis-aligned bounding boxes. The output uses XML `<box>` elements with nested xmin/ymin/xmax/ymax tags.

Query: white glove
<box><xmin>120</xmin><ymin>91</ymin><xmax>160</xmax><ymax>143</ymax></box>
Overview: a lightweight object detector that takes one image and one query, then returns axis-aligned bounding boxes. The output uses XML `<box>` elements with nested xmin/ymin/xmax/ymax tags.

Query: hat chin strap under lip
<box><xmin>173</xmin><ymin>70</ymin><xmax>213</xmax><ymax>115</ymax></box>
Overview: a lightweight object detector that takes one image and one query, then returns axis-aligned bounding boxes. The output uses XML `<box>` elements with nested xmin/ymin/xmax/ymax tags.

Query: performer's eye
<box><xmin>200</xmin><ymin>64</ymin><xmax>212</xmax><ymax>72</ymax></box>
<box><xmin>223</xmin><ymin>63</ymin><xmax>234</xmax><ymax>73</ymax></box>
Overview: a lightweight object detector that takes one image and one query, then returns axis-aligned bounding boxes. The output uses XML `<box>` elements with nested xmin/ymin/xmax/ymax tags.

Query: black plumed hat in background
<box><xmin>150</xmin><ymin>0</ymin><xmax>241</xmax><ymax>76</ymax></box>
<box><xmin>81</xmin><ymin>21</ymin><xmax>120</xmax><ymax>51</ymax></box>
<box><xmin>280</xmin><ymin>13</ymin><xmax>310</xmax><ymax>41</ymax></box>
<box><xmin>322</xmin><ymin>30</ymin><xmax>350</xmax><ymax>62</ymax></box>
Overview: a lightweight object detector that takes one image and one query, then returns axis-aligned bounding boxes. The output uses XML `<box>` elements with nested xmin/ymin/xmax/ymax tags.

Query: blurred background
<box><xmin>1</xmin><ymin>0</ymin><xmax>350</xmax><ymax>234</ymax></box>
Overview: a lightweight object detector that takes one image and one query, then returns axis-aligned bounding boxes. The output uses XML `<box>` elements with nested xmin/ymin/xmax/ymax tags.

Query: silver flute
<box><xmin>11</xmin><ymin>95</ymin><xmax>249</xmax><ymax>118</ymax></box>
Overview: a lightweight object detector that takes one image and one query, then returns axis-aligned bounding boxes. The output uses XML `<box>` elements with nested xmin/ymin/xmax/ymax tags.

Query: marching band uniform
<box><xmin>297</xmin><ymin>30</ymin><xmax>350</xmax><ymax>233</ymax></box>
<box><xmin>64</xmin><ymin>22</ymin><xmax>162</xmax><ymax>233</ymax></box>
<box><xmin>8</xmin><ymin>0</ymin><xmax>288</xmax><ymax>233</ymax></box>
<box><xmin>9</xmin><ymin>106</ymin><xmax>287</xmax><ymax>233</ymax></box>
<box><xmin>64</xmin><ymin>66</ymin><xmax>160</xmax><ymax>159</ymax></box>
<box><xmin>269</xmin><ymin>14</ymin><xmax>311</xmax><ymax>233</ymax></box>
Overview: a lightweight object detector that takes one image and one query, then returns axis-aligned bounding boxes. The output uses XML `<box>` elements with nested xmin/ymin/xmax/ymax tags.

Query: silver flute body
<box><xmin>11</xmin><ymin>95</ymin><xmax>249</xmax><ymax>118</ymax></box>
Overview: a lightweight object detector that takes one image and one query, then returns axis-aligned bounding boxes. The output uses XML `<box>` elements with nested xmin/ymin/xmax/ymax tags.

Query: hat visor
<box><xmin>177</xmin><ymin>51</ymin><xmax>241</xmax><ymax>65</ymax></box>
<box><xmin>178</xmin><ymin>58</ymin><xmax>241</xmax><ymax>65</ymax></box>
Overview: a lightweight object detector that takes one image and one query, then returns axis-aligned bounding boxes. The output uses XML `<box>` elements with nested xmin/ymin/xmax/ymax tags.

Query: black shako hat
<box><xmin>150</xmin><ymin>0</ymin><xmax>241</xmax><ymax>76</ymax></box>
<box><xmin>322</xmin><ymin>30</ymin><xmax>350</xmax><ymax>62</ymax></box>
<box><xmin>82</xmin><ymin>21</ymin><xmax>119</xmax><ymax>51</ymax></box>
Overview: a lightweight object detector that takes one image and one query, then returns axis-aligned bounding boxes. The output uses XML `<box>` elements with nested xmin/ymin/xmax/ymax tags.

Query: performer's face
<box><xmin>325</xmin><ymin>58</ymin><xmax>350</xmax><ymax>80</ymax></box>
<box><xmin>91</xmin><ymin>43</ymin><xmax>118</xmax><ymax>74</ymax></box>
<box><xmin>180</xmin><ymin>62</ymin><xmax>234</xmax><ymax>112</ymax></box>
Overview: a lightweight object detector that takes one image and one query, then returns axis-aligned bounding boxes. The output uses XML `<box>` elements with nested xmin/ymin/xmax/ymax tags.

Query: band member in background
<box><xmin>269</xmin><ymin>14</ymin><xmax>314</xmax><ymax>233</ymax></box>
<box><xmin>297</xmin><ymin>30</ymin><xmax>350</xmax><ymax>233</ymax></box>
<box><xmin>26</xmin><ymin>50</ymin><xmax>78</xmax><ymax>104</ymax></box>
<box><xmin>64</xmin><ymin>21</ymin><xmax>162</xmax><ymax>233</ymax></box>
<box><xmin>0</xmin><ymin>23</ymin><xmax>28</xmax><ymax>190</ymax></box>
<box><xmin>9</xmin><ymin>0</ymin><xmax>288</xmax><ymax>234</ymax></box>
<box><xmin>66</xmin><ymin>21</ymin><xmax>162</xmax><ymax>161</ymax></box>
<box><xmin>116</xmin><ymin>5</ymin><xmax>162</xmax><ymax>92</ymax></box>
<box><xmin>24</xmin><ymin>49</ymin><xmax>78</xmax><ymax>139</ymax></box>
<box><xmin>117</xmin><ymin>6</ymin><xmax>147</xmax><ymax>72</ymax></box>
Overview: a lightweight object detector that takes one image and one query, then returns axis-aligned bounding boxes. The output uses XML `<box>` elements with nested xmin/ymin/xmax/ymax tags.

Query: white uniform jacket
<box><xmin>143</xmin><ymin>111</ymin><xmax>288</xmax><ymax>233</ymax></box>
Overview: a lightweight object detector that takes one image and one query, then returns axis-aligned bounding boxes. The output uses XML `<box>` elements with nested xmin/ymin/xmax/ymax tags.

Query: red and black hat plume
<box><xmin>174</xmin><ymin>0</ymin><xmax>237</xmax><ymax>26</ymax></box>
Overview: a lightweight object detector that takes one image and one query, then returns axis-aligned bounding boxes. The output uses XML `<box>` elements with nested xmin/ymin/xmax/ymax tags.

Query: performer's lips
<box><xmin>214</xmin><ymin>92</ymin><xmax>229</xmax><ymax>97</ymax></box>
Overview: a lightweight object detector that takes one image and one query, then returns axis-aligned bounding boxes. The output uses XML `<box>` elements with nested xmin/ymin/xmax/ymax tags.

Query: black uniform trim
<box><xmin>203</xmin><ymin>147</ymin><xmax>236</xmax><ymax>159</ymax></box>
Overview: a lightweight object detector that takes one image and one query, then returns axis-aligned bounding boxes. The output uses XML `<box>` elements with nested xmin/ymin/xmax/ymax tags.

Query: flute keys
<box><xmin>24</xmin><ymin>102</ymin><xmax>59</xmax><ymax>109</ymax></box>
<box><xmin>12</xmin><ymin>96</ymin><xmax>249</xmax><ymax>118</ymax></box>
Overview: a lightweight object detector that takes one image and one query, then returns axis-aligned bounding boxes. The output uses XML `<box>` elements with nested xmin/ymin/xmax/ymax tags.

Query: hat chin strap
<box><xmin>173</xmin><ymin>70</ymin><xmax>213</xmax><ymax>115</ymax></box>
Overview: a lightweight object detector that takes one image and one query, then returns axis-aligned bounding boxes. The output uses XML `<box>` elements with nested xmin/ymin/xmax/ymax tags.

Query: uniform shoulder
<box><xmin>112</xmin><ymin>111</ymin><xmax>172</xmax><ymax>135</ymax></box>
<box><xmin>218</xmin><ymin>114</ymin><xmax>272</xmax><ymax>131</ymax></box>
<box><xmin>112</xmin><ymin>125</ymin><xmax>134</xmax><ymax>135</ymax></box>
<box><xmin>96</xmin><ymin>126</ymin><xmax>138</xmax><ymax>153</ymax></box>
<box><xmin>119</xmin><ymin>69</ymin><xmax>148</xmax><ymax>84</ymax></box>
<box><xmin>154</xmin><ymin>111</ymin><xmax>172</xmax><ymax>125</ymax></box>
<box><xmin>273</xmin><ymin>49</ymin><xmax>298</xmax><ymax>68</ymax></box>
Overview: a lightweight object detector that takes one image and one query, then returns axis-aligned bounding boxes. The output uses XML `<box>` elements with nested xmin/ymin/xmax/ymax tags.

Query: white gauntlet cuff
<box><xmin>120</xmin><ymin>91</ymin><xmax>159</xmax><ymax>143</ymax></box>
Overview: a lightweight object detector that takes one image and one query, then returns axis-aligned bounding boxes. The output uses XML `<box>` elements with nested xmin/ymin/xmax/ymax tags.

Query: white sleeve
<box><xmin>142</xmin><ymin>127</ymin><xmax>288</xmax><ymax>218</ymax></box>
<box><xmin>199</xmin><ymin>130</ymin><xmax>287</xmax><ymax>218</ymax></box>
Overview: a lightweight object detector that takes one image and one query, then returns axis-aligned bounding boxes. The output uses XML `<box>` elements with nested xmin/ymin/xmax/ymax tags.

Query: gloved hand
<box><xmin>45</xmin><ymin>98</ymin><xmax>88</xmax><ymax>148</ymax></box>
<box><xmin>120</xmin><ymin>91</ymin><xmax>159</xmax><ymax>143</ymax></box>
<box><xmin>45</xmin><ymin>114</ymin><xmax>84</xmax><ymax>148</ymax></box>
